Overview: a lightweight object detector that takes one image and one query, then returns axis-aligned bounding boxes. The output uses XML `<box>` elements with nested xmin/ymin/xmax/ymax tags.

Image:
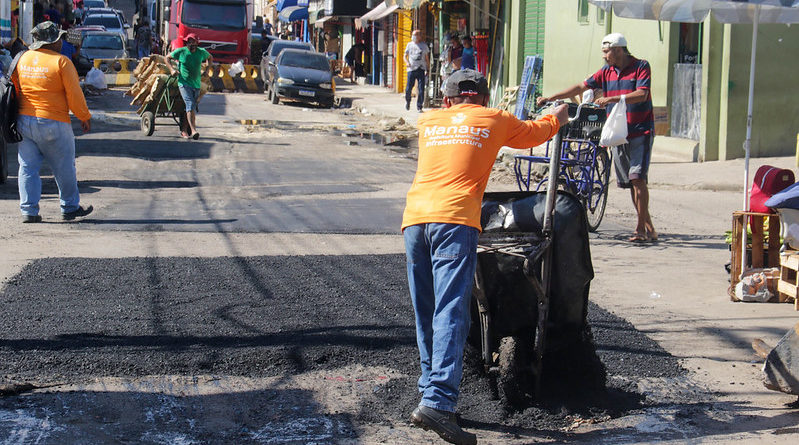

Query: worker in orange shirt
<box><xmin>13</xmin><ymin>21</ymin><xmax>93</xmax><ymax>223</ymax></box>
<box><xmin>402</xmin><ymin>69</ymin><xmax>567</xmax><ymax>445</ymax></box>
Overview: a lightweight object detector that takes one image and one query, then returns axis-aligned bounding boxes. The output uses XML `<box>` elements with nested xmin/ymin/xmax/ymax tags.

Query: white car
<box><xmin>83</xmin><ymin>13</ymin><xmax>127</xmax><ymax>42</ymax></box>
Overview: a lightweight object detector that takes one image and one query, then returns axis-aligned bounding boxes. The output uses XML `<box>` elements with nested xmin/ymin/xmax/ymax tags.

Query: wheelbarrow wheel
<box><xmin>141</xmin><ymin>111</ymin><xmax>155</xmax><ymax>136</ymax></box>
<box><xmin>497</xmin><ymin>335</ymin><xmax>535</xmax><ymax>408</ymax></box>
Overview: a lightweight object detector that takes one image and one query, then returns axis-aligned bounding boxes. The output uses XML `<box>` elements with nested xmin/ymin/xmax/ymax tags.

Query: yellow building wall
<box><xmin>396</xmin><ymin>11</ymin><xmax>413</xmax><ymax>93</ymax></box>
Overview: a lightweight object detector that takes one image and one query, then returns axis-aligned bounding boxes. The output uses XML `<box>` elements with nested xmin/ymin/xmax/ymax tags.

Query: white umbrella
<box><xmin>589</xmin><ymin>0</ymin><xmax>799</xmax><ymax>211</ymax></box>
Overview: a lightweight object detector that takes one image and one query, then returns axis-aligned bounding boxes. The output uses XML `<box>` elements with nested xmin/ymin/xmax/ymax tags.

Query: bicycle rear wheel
<box><xmin>585</xmin><ymin>147</ymin><xmax>610</xmax><ymax>232</ymax></box>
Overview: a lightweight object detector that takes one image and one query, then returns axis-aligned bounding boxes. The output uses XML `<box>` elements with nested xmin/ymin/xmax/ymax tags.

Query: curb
<box><xmin>91</xmin><ymin>111</ymin><xmax>140</xmax><ymax>128</ymax></box>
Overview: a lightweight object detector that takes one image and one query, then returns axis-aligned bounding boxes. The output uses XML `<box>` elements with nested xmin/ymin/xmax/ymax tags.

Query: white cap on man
<box><xmin>601</xmin><ymin>33</ymin><xmax>628</xmax><ymax>48</ymax></box>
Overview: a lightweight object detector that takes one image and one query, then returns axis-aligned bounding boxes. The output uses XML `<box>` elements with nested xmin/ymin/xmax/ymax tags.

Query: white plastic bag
<box><xmin>599</xmin><ymin>94</ymin><xmax>628</xmax><ymax>147</ymax></box>
<box><xmin>228</xmin><ymin>60</ymin><xmax>244</xmax><ymax>77</ymax></box>
<box><xmin>85</xmin><ymin>67</ymin><xmax>107</xmax><ymax>90</ymax></box>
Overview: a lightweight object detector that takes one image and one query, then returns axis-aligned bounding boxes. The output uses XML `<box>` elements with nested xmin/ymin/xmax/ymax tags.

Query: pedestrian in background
<box><xmin>402</xmin><ymin>69</ymin><xmax>567</xmax><ymax>445</ymax></box>
<box><xmin>460</xmin><ymin>36</ymin><xmax>475</xmax><ymax>71</ymax></box>
<box><xmin>12</xmin><ymin>21</ymin><xmax>93</xmax><ymax>223</ymax></box>
<box><xmin>538</xmin><ymin>33</ymin><xmax>657</xmax><ymax>242</ymax></box>
<box><xmin>447</xmin><ymin>34</ymin><xmax>462</xmax><ymax>69</ymax></box>
<box><xmin>403</xmin><ymin>29</ymin><xmax>429</xmax><ymax>112</ymax></box>
<box><xmin>135</xmin><ymin>18</ymin><xmax>152</xmax><ymax>59</ymax></box>
<box><xmin>166</xmin><ymin>33</ymin><xmax>212</xmax><ymax>140</ymax></box>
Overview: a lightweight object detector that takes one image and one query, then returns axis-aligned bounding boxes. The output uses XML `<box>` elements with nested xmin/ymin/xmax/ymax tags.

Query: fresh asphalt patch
<box><xmin>0</xmin><ymin>254</ymin><xmax>688</xmax><ymax>437</ymax></box>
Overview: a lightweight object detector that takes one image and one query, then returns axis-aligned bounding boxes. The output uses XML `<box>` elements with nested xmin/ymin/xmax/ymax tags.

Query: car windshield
<box><xmin>279</xmin><ymin>52</ymin><xmax>329</xmax><ymax>71</ymax></box>
<box><xmin>181</xmin><ymin>1</ymin><xmax>246</xmax><ymax>30</ymax></box>
<box><xmin>84</xmin><ymin>16</ymin><xmax>121</xmax><ymax>29</ymax></box>
<box><xmin>269</xmin><ymin>42</ymin><xmax>311</xmax><ymax>59</ymax></box>
<box><xmin>82</xmin><ymin>35</ymin><xmax>122</xmax><ymax>50</ymax></box>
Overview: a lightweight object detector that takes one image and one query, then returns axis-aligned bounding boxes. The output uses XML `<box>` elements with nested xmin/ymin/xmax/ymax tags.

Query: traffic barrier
<box><xmin>204</xmin><ymin>64</ymin><xmax>263</xmax><ymax>93</ymax></box>
<box><xmin>93</xmin><ymin>58</ymin><xmax>139</xmax><ymax>87</ymax></box>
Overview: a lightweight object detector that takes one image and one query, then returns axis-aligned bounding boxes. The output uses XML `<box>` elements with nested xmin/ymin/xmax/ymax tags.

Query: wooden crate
<box><xmin>777</xmin><ymin>251</ymin><xmax>799</xmax><ymax>310</ymax></box>
<box><xmin>730</xmin><ymin>211</ymin><xmax>781</xmax><ymax>299</ymax></box>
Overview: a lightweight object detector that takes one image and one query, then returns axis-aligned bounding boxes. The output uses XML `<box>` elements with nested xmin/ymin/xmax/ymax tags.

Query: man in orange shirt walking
<box><xmin>13</xmin><ymin>21</ymin><xmax>93</xmax><ymax>222</ymax></box>
<box><xmin>402</xmin><ymin>69</ymin><xmax>567</xmax><ymax>444</ymax></box>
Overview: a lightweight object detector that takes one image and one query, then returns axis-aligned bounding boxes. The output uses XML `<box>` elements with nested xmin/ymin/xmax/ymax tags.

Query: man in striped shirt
<box><xmin>538</xmin><ymin>33</ymin><xmax>656</xmax><ymax>242</ymax></box>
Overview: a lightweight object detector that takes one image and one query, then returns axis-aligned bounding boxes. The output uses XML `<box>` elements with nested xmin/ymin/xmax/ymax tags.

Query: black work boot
<box><xmin>62</xmin><ymin>205</ymin><xmax>93</xmax><ymax>221</ymax></box>
<box><xmin>411</xmin><ymin>405</ymin><xmax>477</xmax><ymax>445</ymax></box>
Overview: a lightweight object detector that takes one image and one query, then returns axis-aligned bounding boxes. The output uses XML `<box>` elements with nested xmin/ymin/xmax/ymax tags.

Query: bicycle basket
<box><xmin>564</xmin><ymin>103</ymin><xmax>607</xmax><ymax>142</ymax></box>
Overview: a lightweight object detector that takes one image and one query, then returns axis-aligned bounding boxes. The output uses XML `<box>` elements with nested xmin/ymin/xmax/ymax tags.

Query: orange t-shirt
<box><xmin>401</xmin><ymin>104</ymin><xmax>560</xmax><ymax>231</ymax></box>
<box><xmin>12</xmin><ymin>49</ymin><xmax>91</xmax><ymax>123</ymax></box>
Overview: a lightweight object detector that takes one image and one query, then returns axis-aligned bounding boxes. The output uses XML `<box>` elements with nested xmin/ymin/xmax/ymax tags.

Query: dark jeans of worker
<box><xmin>404</xmin><ymin>223</ymin><xmax>479</xmax><ymax>413</ymax></box>
<box><xmin>405</xmin><ymin>68</ymin><xmax>426</xmax><ymax>111</ymax></box>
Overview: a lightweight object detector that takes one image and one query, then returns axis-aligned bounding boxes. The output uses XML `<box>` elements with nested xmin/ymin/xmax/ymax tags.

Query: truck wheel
<box><xmin>141</xmin><ymin>111</ymin><xmax>156</xmax><ymax>136</ymax></box>
<box><xmin>270</xmin><ymin>84</ymin><xmax>279</xmax><ymax>104</ymax></box>
<box><xmin>0</xmin><ymin>138</ymin><xmax>7</xmax><ymax>184</ymax></box>
<box><xmin>497</xmin><ymin>335</ymin><xmax>535</xmax><ymax>408</ymax></box>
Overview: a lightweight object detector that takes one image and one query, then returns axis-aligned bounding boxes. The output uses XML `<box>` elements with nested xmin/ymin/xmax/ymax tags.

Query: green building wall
<box><xmin>540</xmin><ymin>2</ymin><xmax>674</xmax><ymax>112</ymax></box>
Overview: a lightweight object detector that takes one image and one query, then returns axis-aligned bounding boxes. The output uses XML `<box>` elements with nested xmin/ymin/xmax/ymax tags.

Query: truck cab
<box><xmin>167</xmin><ymin>0</ymin><xmax>252</xmax><ymax>64</ymax></box>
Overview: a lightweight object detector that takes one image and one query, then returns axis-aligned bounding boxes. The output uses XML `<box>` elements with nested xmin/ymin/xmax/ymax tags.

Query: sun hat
<box><xmin>29</xmin><ymin>21</ymin><xmax>67</xmax><ymax>50</ymax></box>
<box><xmin>442</xmin><ymin>69</ymin><xmax>489</xmax><ymax>98</ymax></box>
<box><xmin>601</xmin><ymin>33</ymin><xmax>628</xmax><ymax>48</ymax></box>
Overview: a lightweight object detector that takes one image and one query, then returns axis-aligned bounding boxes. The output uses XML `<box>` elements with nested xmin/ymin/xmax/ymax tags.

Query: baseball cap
<box><xmin>601</xmin><ymin>33</ymin><xmax>628</xmax><ymax>48</ymax></box>
<box><xmin>184</xmin><ymin>33</ymin><xmax>199</xmax><ymax>42</ymax></box>
<box><xmin>29</xmin><ymin>21</ymin><xmax>67</xmax><ymax>50</ymax></box>
<box><xmin>442</xmin><ymin>69</ymin><xmax>489</xmax><ymax>98</ymax></box>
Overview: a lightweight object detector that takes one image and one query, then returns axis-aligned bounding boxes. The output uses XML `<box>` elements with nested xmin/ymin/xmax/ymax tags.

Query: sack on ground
<box><xmin>85</xmin><ymin>67</ymin><xmax>107</xmax><ymax>90</ymax></box>
<box><xmin>599</xmin><ymin>94</ymin><xmax>628</xmax><ymax>147</ymax></box>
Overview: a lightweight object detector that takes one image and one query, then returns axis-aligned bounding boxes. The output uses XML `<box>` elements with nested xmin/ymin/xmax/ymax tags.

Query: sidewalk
<box><xmin>334</xmin><ymin>79</ymin><xmax>798</xmax><ymax>193</ymax></box>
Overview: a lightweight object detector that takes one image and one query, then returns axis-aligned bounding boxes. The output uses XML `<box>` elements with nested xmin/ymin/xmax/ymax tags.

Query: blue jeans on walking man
<box><xmin>17</xmin><ymin>115</ymin><xmax>82</xmax><ymax>216</ymax></box>
<box><xmin>404</xmin><ymin>223</ymin><xmax>479</xmax><ymax>413</ymax></box>
<box><xmin>405</xmin><ymin>68</ymin><xmax>426</xmax><ymax>111</ymax></box>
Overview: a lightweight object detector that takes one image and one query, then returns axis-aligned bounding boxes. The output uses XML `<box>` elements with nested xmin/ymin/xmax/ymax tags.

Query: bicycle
<box><xmin>513</xmin><ymin>102</ymin><xmax>611</xmax><ymax>232</ymax></box>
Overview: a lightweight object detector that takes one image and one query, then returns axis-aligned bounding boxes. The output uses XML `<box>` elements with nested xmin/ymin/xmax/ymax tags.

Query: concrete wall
<box><xmin>715</xmin><ymin>21</ymin><xmax>799</xmax><ymax>160</ymax></box>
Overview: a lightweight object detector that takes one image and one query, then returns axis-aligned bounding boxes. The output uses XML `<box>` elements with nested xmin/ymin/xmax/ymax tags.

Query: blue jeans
<box><xmin>404</xmin><ymin>223</ymin><xmax>479</xmax><ymax>413</ymax></box>
<box><xmin>137</xmin><ymin>45</ymin><xmax>151</xmax><ymax>59</ymax></box>
<box><xmin>405</xmin><ymin>68</ymin><xmax>426</xmax><ymax>110</ymax></box>
<box><xmin>178</xmin><ymin>85</ymin><xmax>200</xmax><ymax>112</ymax></box>
<box><xmin>17</xmin><ymin>115</ymin><xmax>81</xmax><ymax>216</ymax></box>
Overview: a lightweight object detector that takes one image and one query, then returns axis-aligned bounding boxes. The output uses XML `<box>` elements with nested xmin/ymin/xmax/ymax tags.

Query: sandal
<box><xmin>181</xmin><ymin>132</ymin><xmax>190</xmax><ymax>139</ymax></box>
<box><xmin>647</xmin><ymin>231</ymin><xmax>659</xmax><ymax>242</ymax></box>
<box><xmin>629</xmin><ymin>233</ymin><xmax>648</xmax><ymax>243</ymax></box>
<box><xmin>192</xmin><ymin>132</ymin><xmax>200</xmax><ymax>140</ymax></box>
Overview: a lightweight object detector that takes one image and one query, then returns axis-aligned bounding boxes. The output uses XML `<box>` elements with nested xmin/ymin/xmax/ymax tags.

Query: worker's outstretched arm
<box><xmin>537</xmin><ymin>83</ymin><xmax>589</xmax><ymax>107</ymax></box>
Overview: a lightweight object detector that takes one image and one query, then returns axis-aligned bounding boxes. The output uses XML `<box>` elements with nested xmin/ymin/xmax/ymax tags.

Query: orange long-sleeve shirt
<box><xmin>402</xmin><ymin>104</ymin><xmax>561</xmax><ymax>232</ymax></box>
<box><xmin>12</xmin><ymin>49</ymin><xmax>91</xmax><ymax>123</ymax></box>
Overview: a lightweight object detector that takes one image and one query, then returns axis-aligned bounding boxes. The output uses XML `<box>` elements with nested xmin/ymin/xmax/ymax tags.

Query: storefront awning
<box><xmin>276</xmin><ymin>0</ymin><xmax>298</xmax><ymax>11</ymax></box>
<box><xmin>360</xmin><ymin>2</ymin><xmax>399</xmax><ymax>22</ymax></box>
<box><xmin>314</xmin><ymin>16</ymin><xmax>333</xmax><ymax>28</ymax></box>
<box><xmin>385</xmin><ymin>0</ymin><xmax>427</xmax><ymax>9</ymax></box>
<box><xmin>279</xmin><ymin>6</ymin><xmax>308</xmax><ymax>22</ymax></box>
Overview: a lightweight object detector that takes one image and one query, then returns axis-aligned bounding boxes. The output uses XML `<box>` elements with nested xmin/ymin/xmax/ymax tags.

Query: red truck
<box><xmin>165</xmin><ymin>0</ymin><xmax>252</xmax><ymax>64</ymax></box>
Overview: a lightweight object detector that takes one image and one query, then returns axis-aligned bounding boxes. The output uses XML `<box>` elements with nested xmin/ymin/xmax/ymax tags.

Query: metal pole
<box><xmin>743</xmin><ymin>6</ymin><xmax>759</xmax><ymax>212</ymax></box>
<box><xmin>741</xmin><ymin>6</ymin><xmax>760</xmax><ymax>280</ymax></box>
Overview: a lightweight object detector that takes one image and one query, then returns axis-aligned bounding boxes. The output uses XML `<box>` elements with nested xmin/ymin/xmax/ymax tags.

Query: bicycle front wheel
<box><xmin>585</xmin><ymin>147</ymin><xmax>611</xmax><ymax>232</ymax></box>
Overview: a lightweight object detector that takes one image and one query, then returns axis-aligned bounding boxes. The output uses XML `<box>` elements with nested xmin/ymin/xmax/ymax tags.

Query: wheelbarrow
<box><xmin>139</xmin><ymin>74</ymin><xmax>188</xmax><ymax>136</ymax></box>
<box><xmin>470</xmin><ymin>113</ymin><xmax>599</xmax><ymax>406</ymax></box>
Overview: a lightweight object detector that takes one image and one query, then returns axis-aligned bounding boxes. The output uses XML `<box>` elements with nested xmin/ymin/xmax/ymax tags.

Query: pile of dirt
<box><xmin>0</xmin><ymin>255</ymin><xmax>684</xmax><ymax>432</ymax></box>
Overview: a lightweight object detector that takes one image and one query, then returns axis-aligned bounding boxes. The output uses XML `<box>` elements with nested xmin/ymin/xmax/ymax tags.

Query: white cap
<box><xmin>601</xmin><ymin>33</ymin><xmax>628</xmax><ymax>48</ymax></box>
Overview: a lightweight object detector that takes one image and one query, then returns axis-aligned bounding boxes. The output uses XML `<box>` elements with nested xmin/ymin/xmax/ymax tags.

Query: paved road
<box><xmin>1</xmin><ymin>89</ymin><xmax>798</xmax><ymax>444</ymax></box>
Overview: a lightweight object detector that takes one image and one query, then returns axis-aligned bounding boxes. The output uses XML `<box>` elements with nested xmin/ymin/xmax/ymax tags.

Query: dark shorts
<box><xmin>613</xmin><ymin>134</ymin><xmax>653</xmax><ymax>189</ymax></box>
<box><xmin>178</xmin><ymin>84</ymin><xmax>200</xmax><ymax>113</ymax></box>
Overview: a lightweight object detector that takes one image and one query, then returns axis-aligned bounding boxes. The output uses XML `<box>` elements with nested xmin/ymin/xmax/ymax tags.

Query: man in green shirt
<box><xmin>166</xmin><ymin>33</ymin><xmax>213</xmax><ymax>139</ymax></box>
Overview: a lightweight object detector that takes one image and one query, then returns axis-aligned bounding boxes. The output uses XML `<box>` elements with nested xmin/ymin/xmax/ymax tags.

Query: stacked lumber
<box><xmin>125</xmin><ymin>55</ymin><xmax>210</xmax><ymax>114</ymax></box>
